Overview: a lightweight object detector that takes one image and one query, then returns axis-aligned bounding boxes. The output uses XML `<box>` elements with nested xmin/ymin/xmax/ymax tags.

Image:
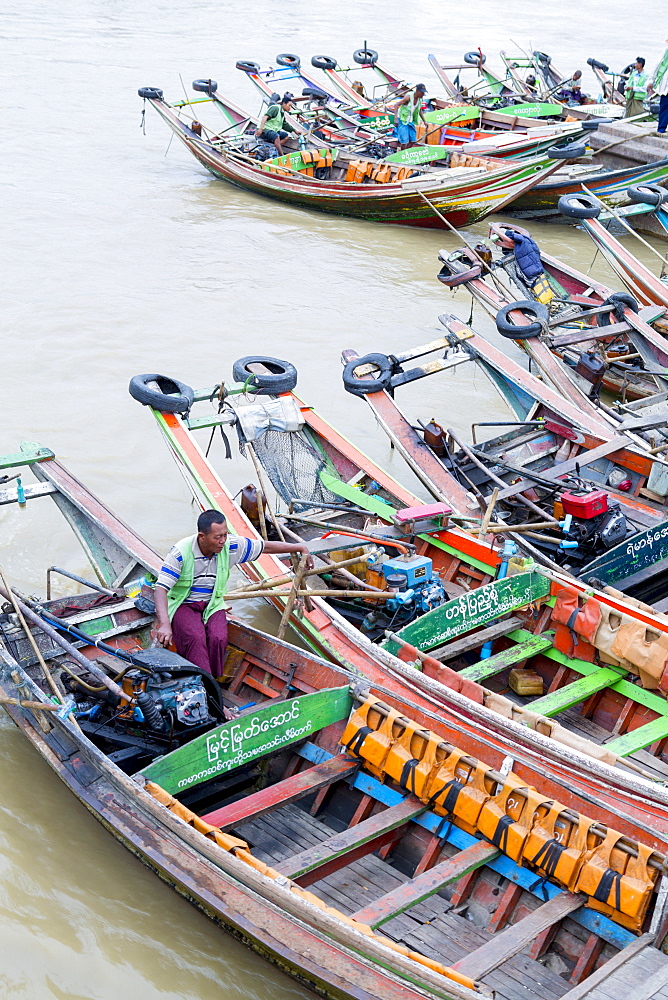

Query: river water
<box><xmin>1</xmin><ymin>2</ymin><xmax>665</xmax><ymax>995</ymax></box>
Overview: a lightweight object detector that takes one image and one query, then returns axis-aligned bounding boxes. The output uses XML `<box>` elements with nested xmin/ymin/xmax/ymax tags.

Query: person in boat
<box><xmin>394</xmin><ymin>83</ymin><xmax>428</xmax><ymax>149</ymax></box>
<box><xmin>153</xmin><ymin>509</ymin><xmax>312</xmax><ymax>677</ymax></box>
<box><xmin>624</xmin><ymin>57</ymin><xmax>649</xmax><ymax>117</ymax></box>
<box><xmin>649</xmin><ymin>41</ymin><xmax>668</xmax><ymax>136</ymax></box>
<box><xmin>255</xmin><ymin>93</ymin><xmax>298</xmax><ymax>156</ymax></box>
<box><xmin>557</xmin><ymin>70</ymin><xmax>587</xmax><ymax>104</ymax></box>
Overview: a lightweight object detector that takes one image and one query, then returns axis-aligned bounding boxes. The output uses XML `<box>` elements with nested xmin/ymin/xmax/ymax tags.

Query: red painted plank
<box><xmin>276</xmin><ymin>796</ymin><xmax>425</xmax><ymax>885</ymax></box>
<box><xmin>200</xmin><ymin>755</ymin><xmax>359</xmax><ymax>829</ymax></box>
<box><xmin>352</xmin><ymin>840</ymin><xmax>500</xmax><ymax>928</ymax></box>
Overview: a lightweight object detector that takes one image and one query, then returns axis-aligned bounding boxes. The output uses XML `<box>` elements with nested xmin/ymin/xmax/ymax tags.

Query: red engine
<box><xmin>561</xmin><ymin>490</ymin><xmax>608</xmax><ymax>519</ymax></box>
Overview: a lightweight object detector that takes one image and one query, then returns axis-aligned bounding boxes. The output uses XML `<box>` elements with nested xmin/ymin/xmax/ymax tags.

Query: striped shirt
<box><xmin>155</xmin><ymin>535</ymin><xmax>264</xmax><ymax>602</ymax></box>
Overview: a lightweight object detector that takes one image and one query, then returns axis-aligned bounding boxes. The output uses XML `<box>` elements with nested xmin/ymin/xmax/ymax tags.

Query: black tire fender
<box><xmin>129</xmin><ymin>374</ymin><xmax>194</xmax><ymax>414</ymax></box>
<box><xmin>496</xmin><ymin>300</ymin><xmax>549</xmax><ymax>340</ymax></box>
<box><xmin>546</xmin><ymin>141</ymin><xmax>587</xmax><ymax>160</ymax></box>
<box><xmin>464</xmin><ymin>51</ymin><xmax>486</xmax><ymax>65</ymax></box>
<box><xmin>276</xmin><ymin>53</ymin><xmax>300</xmax><ymax>68</ymax></box>
<box><xmin>302</xmin><ymin>86</ymin><xmax>329</xmax><ymax>99</ymax></box>
<box><xmin>558</xmin><ymin>192</ymin><xmax>601</xmax><ymax>219</ymax></box>
<box><xmin>598</xmin><ymin>292</ymin><xmax>639</xmax><ymax>326</ymax></box>
<box><xmin>627</xmin><ymin>183</ymin><xmax>668</xmax><ymax>207</ymax></box>
<box><xmin>438</xmin><ymin>264</ymin><xmax>482</xmax><ymax>287</ymax></box>
<box><xmin>353</xmin><ymin>48</ymin><xmax>378</xmax><ymax>65</ymax></box>
<box><xmin>311</xmin><ymin>55</ymin><xmax>337</xmax><ymax>71</ymax></box>
<box><xmin>192</xmin><ymin>78</ymin><xmax>218</xmax><ymax>94</ymax></box>
<box><xmin>580</xmin><ymin>120</ymin><xmax>600</xmax><ymax>132</ymax></box>
<box><xmin>342</xmin><ymin>354</ymin><xmax>394</xmax><ymax>396</ymax></box>
<box><xmin>138</xmin><ymin>87</ymin><xmax>163</xmax><ymax>100</ymax></box>
<box><xmin>587</xmin><ymin>58</ymin><xmax>609</xmax><ymax>72</ymax></box>
<box><xmin>232</xmin><ymin>356</ymin><xmax>298</xmax><ymax>395</ymax></box>
<box><xmin>236</xmin><ymin>60</ymin><xmax>261</xmax><ymax>74</ymax></box>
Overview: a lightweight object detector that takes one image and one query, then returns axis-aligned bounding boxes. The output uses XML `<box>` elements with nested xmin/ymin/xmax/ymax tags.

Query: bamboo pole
<box><xmin>234</xmin><ymin>553</ymin><xmax>373</xmax><ymax>594</ymax></box>
<box><xmin>0</xmin><ymin>695</ymin><xmax>60</xmax><ymax>712</ymax></box>
<box><xmin>478</xmin><ymin>487</ymin><xmax>499</xmax><ymax>539</ymax></box>
<box><xmin>277</xmin><ymin>554</ymin><xmax>309</xmax><ymax>640</ymax></box>
<box><xmin>245</xmin><ymin>443</ymin><xmax>270</xmax><ymax>542</ymax></box>
<box><xmin>0</xmin><ymin>567</ymin><xmax>64</xmax><ymax>705</ymax></box>
<box><xmin>224</xmin><ymin>587</ymin><xmax>394</xmax><ymax>601</ymax></box>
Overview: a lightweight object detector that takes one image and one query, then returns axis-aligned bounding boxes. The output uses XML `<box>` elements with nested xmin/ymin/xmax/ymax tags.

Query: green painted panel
<box><xmin>528</xmin><ymin>668</ymin><xmax>623</xmax><ymax>717</ymax></box>
<box><xmin>319</xmin><ymin>472</ymin><xmax>396</xmax><ymax>519</ymax></box>
<box><xmin>424</xmin><ymin>107</ymin><xmax>480</xmax><ymax>125</ymax></box>
<box><xmin>459</xmin><ymin>632</ymin><xmax>554</xmax><ymax>682</ymax></box>
<box><xmin>605</xmin><ymin>716</ymin><xmax>668</xmax><ymax>756</ymax></box>
<box><xmin>383</xmin><ymin>572</ymin><xmax>551</xmax><ymax>656</ymax></box>
<box><xmin>583</xmin><ymin>519</ymin><xmax>668</xmax><ymax>585</ymax></box>
<box><xmin>496</xmin><ymin>102</ymin><xmax>563</xmax><ymax>117</ymax></box>
<box><xmin>76</xmin><ymin>616</ymin><xmax>114</xmax><ymax>637</ymax></box>
<box><xmin>385</xmin><ymin>145</ymin><xmax>451</xmax><ymax>165</ymax></box>
<box><xmin>0</xmin><ymin>441</ymin><xmax>54</xmax><ymax>470</ymax></box>
<box><xmin>262</xmin><ymin>148</ymin><xmax>335</xmax><ymax>173</ymax></box>
<box><xmin>358</xmin><ymin>111</ymin><xmax>394</xmax><ymax>132</ymax></box>
<box><xmin>141</xmin><ymin>686</ymin><xmax>353</xmax><ymax>794</ymax></box>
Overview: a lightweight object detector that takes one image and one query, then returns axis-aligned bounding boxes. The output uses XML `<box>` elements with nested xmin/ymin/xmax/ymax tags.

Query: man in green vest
<box><xmin>394</xmin><ymin>83</ymin><xmax>428</xmax><ymax>149</ymax></box>
<box><xmin>153</xmin><ymin>509</ymin><xmax>312</xmax><ymax>677</ymax></box>
<box><xmin>255</xmin><ymin>93</ymin><xmax>298</xmax><ymax>155</ymax></box>
<box><xmin>624</xmin><ymin>58</ymin><xmax>649</xmax><ymax>118</ymax></box>
<box><xmin>649</xmin><ymin>41</ymin><xmax>668</xmax><ymax>136</ymax></box>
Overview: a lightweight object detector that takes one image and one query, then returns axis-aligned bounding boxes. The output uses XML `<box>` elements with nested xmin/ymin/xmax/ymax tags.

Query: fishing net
<box><xmin>251</xmin><ymin>430</ymin><xmax>341</xmax><ymax>509</ymax></box>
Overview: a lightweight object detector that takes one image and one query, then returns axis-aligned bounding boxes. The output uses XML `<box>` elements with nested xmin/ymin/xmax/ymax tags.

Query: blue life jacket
<box><xmin>512</xmin><ymin>233</ymin><xmax>543</xmax><ymax>281</ymax></box>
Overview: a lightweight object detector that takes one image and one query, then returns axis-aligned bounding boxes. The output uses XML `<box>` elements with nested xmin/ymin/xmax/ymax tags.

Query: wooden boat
<box><xmin>509</xmin><ymin>158</ymin><xmax>668</xmax><ymax>216</ymax></box>
<box><xmin>307</xmin><ymin>47</ymin><xmax>410</xmax><ymax>109</ymax></box>
<box><xmin>138</xmin><ymin>88</ymin><xmax>570</xmax><ymax>229</ymax></box>
<box><xmin>2</xmin><ymin>445</ymin><xmax>668</xmax><ymax>1000</ymax></box>
<box><xmin>128</xmin><ymin>374</ymin><xmax>668</xmax><ymax>824</ymax></box>
<box><xmin>586</xmin><ymin>57</ymin><xmax>626</xmax><ymax>106</ymax></box>
<box><xmin>340</xmin><ymin>329</ymin><xmax>668</xmax><ymax>600</ymax></box>
<box><xmin>436</xmin><ymin>218</ymin><xmax>668</xmax><ymax>402</ymax></box>
<box><xmin>562</xmin><ymin>192</ymin><xmax>668</xmax><ymax>305</ymax></box>
<box><xmin>428</xmin><ymin>52</ymin><xmax>519</xmax><ymax>102</ymax></box>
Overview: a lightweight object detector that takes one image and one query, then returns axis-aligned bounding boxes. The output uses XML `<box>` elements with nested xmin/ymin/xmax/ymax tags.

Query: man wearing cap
<box><xmin>649</xmin><ymin>42</ymin><xmax>668</xmax><ymax>136</ymax></box>
<box><xmin>625</xmin><ymin>58</ymin><xmax>649</xmax><ymax>118</ymax></box>
<box><xmin>394</xmin><ymin>83</ymin><xmax>428</xmax><ymax>149</ymax></box>
<box><xmin>255</xmin><ymin>93</ymin><xmax>298</xmax><ymax>155</ymax></box>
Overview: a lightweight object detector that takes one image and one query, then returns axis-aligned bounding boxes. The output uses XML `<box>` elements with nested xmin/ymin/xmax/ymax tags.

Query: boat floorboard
<box><xmin>573</xmin><ymin>945</ymin><xmax>668</xmax><ymax>999</ymax></box>
<box><xmin>235</xmin><ymin>803</ymin><xmax>573</xmax><ymax>1000</ymax></box>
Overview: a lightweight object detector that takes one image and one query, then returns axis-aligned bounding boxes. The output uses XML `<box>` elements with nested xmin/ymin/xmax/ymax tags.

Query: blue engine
<box><xmin>146</xmin><ymin>673</ymin><xmax>210</xmax><ymax>726</ymax></box>
<box><xmin>380</xmin><ymin>554</ymin><xmax>445</xmax><ymax>615</ymax></box>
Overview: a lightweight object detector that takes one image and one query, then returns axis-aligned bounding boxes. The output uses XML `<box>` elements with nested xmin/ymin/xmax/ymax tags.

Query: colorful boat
<box><xmin>4</xmin><ymin>443</ymin><xmax>668</xmax><ymax>998</ymax></box>
<box><xmin>138</xmin><ymin>88</ymin><xmax>571</xmax><ymax>229</ymax></box>
<box><xmin>127</xmin><ymin>372</ymin><xmax>668</xmax><ymax>828</ymax></box>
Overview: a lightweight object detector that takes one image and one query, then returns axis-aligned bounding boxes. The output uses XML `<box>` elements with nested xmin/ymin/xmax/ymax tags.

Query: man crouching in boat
<box><xmin>153</xmin><ymin>509</ymin><xmax>312</xmax><ymax>677</ymax></box>
<box><xmin>255</xmin><ymin>93</ymin><xmax>297</xmax><ymax>156</ymax></box>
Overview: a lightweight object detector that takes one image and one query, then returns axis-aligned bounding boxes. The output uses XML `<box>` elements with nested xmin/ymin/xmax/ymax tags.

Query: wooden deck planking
<box><xmin>352</xmin><ymin>841</ymin><xmax>500</xmax><ymax>927</ymax></box>
<box><xmin>237</xmin><ymin>802</ymin><xmax>573</xmax><ymax>1000</ymax></box>
<box><xmin>200</xmin><ymin>755</ymin><xmax>359</xmax><ymax>829</ymax></box>
<box><xmin>453</xmin><ymin>891</ymin><xmax>584</xmax><ymax>979</ymax></box>
<box><xmin>275</xmin><ymin>796</ymin><xmax>426</xmax><ymax>884</ymax></box>
<box><xmin>428</xmin><ymin>616</ymin><xmax>522</xmax><ymax>661</ymax></box>
<box><xmin>560</xmin><ymin>934</ymin><xmax>663</xmax><ymax>999</ymax></box>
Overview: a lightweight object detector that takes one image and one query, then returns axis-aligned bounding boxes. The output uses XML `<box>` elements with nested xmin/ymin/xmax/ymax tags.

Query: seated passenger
<box><xmin>255</xmin><ymin>93</ymin><xmax>298</xmax><ymax>156</ymax></box>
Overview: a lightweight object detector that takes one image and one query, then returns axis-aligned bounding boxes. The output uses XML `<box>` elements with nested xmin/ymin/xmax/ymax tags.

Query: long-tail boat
<box><xmin>128</xmin><ymin>372</ymin><xmax>668</xmax><ymax>823</ymax></box>
<box><xmin>509</xmin><ymin>162</ymin><xmax>668</xmax><ymax>217</ymax></box>
<box><xmin>560</xmin><ymin>190</ymin><xmax>668</xmax><ymax>305</ymax></box>
<box><xmin>2</xmin><ymin>443</ymin><xmax>668</xmax><ymax>1000</ymax></box>
<box><xmin>138</xmin><ymin>88</ymin><xmax>573</xmax><ymax>229</ymax></box>
<box><xmin>436</xmin><ymin>217</ymin><xmax>668</xmax><ymax>403</ymax></box>
<box><xmin>339</xmin><ymin>327</ymin><xmax>668</xmax><ymax>598</ymax></box>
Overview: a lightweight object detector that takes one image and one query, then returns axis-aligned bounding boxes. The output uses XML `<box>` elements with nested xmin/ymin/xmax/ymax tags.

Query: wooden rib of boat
<box><xmin>139</xmin><ymin>90</ymin><xmax>569</xmax><ymax>228</ymax></box>
<box><xmin>4</xmin><ymin>444</ymin><xmax>668</xmax><ymax>998</ymax></box>
<box><xmin>436</xmin><ymin>219</ymin><xmax>668</xmax><ymax>403</ymax></box>
<box><xmin>339</xmin><ymin>331</ymin><xmax>668</xmax><ymax>599</ymax></box>
<box><xmin>127</xmin><ymin>377</ymin><xmax>668</xmax><ymax>834</ymax></box>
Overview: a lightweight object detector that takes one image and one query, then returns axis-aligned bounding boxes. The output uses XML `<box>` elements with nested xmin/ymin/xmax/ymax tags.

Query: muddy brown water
<box><xmin>1</xmin><ymin>2</ymin><xmax>665</xmax><ymax>995</ymax></box>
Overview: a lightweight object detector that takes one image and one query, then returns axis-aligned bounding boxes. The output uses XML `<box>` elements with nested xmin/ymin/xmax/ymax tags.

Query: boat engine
<box><xmin>361</xmin><ymin>553</ymin><xmax>446</xmax><ymax>636</ymax></box>
<box><xmin>560</xmin><ymin>489</ymin><xmax>627</xmax><ymax>552</ymax></box>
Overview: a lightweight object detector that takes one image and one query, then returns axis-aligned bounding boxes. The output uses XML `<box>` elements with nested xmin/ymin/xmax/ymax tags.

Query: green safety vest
<box><xmin>627</xmin><ymin>70</ymin><xmax>648</xmax><ymax>99</ymax></box>
<box><xmin>166</xmin><ymin>534</ymin><xmax>230</xmax><ymax>622</ymax></box>
<box><xmin>264</xmin><ymin>104</ymin><xmax>285</xmax><ymax>131</ymax></box>
<box><xmin>397</xmin><ymin>95</ymin><xmax>421</xmax><ymax>126</ymax></box>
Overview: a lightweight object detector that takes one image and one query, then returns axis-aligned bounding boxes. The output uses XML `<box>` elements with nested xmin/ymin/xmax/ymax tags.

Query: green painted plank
<box><xmin>528</xmin><ymin>668</ymin><xmax>624</xmax><ymax>717</ymax></box>
<box><xmin>511</xmin><ymin>628</ymin><xmax>668</xmax><ymax>717</ymax></box>
<box><xmin>0</xmin><ymin>442</ymin><xmax>54</xmax><ymax>470</ymax></box>
<box><xmin>605</xmin><ymin>715</ymin><xmax>668</xmax><ymax>756</ymax></box>
<box><xmin>319</xmin><ymin>472</ymin><xmax>397</xmax><ymax>519</ymax></box>
<box><xmin>383</xmin><ymin>572</ymin><xmax>551</xmax><ymax>656</ymax></box>
<box><xmin>385</xmin><ymin>146</ymin><xmax>451</xmax><ymax>166</ymax></box>
<box><xmin>76</xmin><ymin>616</ymin><xmax>114</xmax><ymax>637</ymax></box>
<box><xmin>140</xmin><ymin>686</ymin><xmax>353</xmax><ymax>794</ymax></box>
<box><xmin>459</xmin><ymin>632</ymin><xmax>555</xmax><ymax>682</ymax></box>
